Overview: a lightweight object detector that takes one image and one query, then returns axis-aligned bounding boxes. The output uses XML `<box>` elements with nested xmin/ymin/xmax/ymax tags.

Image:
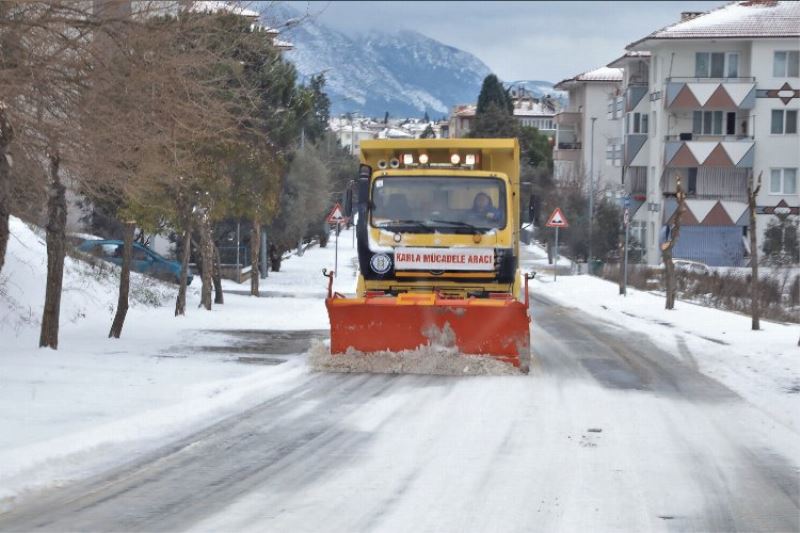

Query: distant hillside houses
<box><xmin>329</xmin><ymin>116</ymin><xmax>449</xmax><ymax>155</ymax></box>
<box><xmin>448</xmin><ymin>85</ymin><xmax>562</xmax><ymax>138</ymax></box>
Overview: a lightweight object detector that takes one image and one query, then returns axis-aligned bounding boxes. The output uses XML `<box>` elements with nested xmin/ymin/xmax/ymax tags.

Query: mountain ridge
<box><xmin>263</xmin><ymin>6</ymin><xmax>559</xmax><ymax>118</ymax></box>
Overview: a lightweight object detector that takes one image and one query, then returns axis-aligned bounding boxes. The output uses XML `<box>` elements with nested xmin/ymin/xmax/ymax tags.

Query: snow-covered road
<box><xmin>1</xmin><ymin>292</ymin><xmax>797</xmax><ymax>532</ymax></box>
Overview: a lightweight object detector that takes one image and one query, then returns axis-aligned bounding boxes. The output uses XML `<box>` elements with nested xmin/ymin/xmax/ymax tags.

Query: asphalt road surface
<box><xmin>1</xmin><ymin>295</ymin><xmax>797</xmax><ymax>532</ymax></box>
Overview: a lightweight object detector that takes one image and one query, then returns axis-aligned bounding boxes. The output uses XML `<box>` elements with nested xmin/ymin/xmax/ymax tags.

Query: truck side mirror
<box><xmin>357</xmin><ymin>164</ymin><xmax>371</xmax><ymax>207</ymax></box>
<box><xmin>344</xmin><ymin>182</ymin><xmax>354</xmax><ymax>217</ymax></box>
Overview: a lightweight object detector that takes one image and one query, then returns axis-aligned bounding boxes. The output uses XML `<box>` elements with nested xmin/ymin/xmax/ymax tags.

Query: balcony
<box><xmin>625</xmin><ymin>86</ymin><xmax>649</xmax><ymax>112</ymax></box>
<box><xmin>664</xmin><ymin>78</ymin><xmax>756</xmax><ymax>110</ymax></box>
<box><xmin>555</xmin><ymin>112</ymin><xmax>581</xmax><ymax>126</ymax></box>
<box><xmin>624</xmin><ymin>166</ymin><xmax>647</xmax><ymax>196</ymax></box>
<box><xmin>661</xmin><ymin>168</ymin><xmax>748</xmax><ymax>203</ymax></box>
<box><xmin>554</xmin><ymin>144</ymin><xmax>582</xmax><ymax>162</ymax></box>
<box><xmin>624</xmin><ymin>133</ymin><xmax>648</xmax><ymax>166</ymax></box>
<box><xmin>664</xmin><ymin>137</ymin><xmax>754</xmax><ymax>168</ymax></box>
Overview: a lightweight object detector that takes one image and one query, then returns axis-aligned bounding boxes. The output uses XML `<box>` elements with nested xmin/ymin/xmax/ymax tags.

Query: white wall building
<box><xmin>447</xmin><ymin>90</ymin><xmax>560</xmax><ymax>139</ymax></box>
<box><xmin>553</xmin><ymin>67</ymin><xmax>624</xmax><ymax>192</ymax></box>
<box><xmin>624</xmin><ymin>0</ymin><xmax>800</xmax><ymax>266</ymax></box>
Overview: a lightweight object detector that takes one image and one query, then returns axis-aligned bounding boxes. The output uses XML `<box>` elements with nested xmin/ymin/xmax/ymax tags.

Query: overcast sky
<box><xmin>282</xmin><ymin>1</ymin><xmax>725</xmax><ymax>83</ymax></box>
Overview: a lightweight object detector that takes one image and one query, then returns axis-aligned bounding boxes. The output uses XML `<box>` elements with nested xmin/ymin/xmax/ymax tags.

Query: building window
<box><xmin>771</xmin><ymin>109</ymin><xmax>798</xmax><ymax>134</ymax></box>
<box><xmin>628</xmin><ymin>112</ymin><xmax>648</xmax><ymax>134</ymax></box>
<box><xmin>693</xmin><ymin>111</ymin><xmax>724</xmax><ymax>135</ymax></box>
<box><xmin>688</xmin><ymin>168</ymin><xmax>698</xmax><ymax>196</ymax></box>
<box><xmin>773</xmin><ymin>51</ymin><xmax>800</xmax><ymax>78</ymax></box>
<box><xmin>770</xmin><ymin>168</ymin><xmax>798</xmax><ymax>195</ymax></box>
<box><xmin>726</xmin><ymin>52</ymin><xmax>739</xmax><ymax>77</ymax></box>
<box><xmin>695</xmin><ymin>52</ymin><xmax>738</xmax><ymax>78</ymax></box>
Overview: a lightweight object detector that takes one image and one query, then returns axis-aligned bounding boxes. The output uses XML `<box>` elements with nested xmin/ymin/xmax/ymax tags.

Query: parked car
<box><xmin>77</xmin><ymin>240</ymin><xmax>193</xmax><ymax>285</ymax></box>
<box><xmin>673</xmin><ymin>259</ymin><xmax>710</xmax><ymax>276</ymax></box>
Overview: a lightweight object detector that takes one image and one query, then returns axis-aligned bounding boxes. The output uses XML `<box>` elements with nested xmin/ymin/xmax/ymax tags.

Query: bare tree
<box><xmin>109</xmin><ymin>221</ymin><xmax>134</xmax><ymax>338</ymax></box>
<box><xmin>213</xmin><ymin>241</ymin><xmax>224</xmax><ymax>304</ymax></box>
<box><xmin>661</xmin><ymin>175</ymin><xmax>686</xmax><ymax>310</ymax></box>
<box><xmin>0</xmin><ymin>103</ymin><xmax>12</xmax><ymax>274</ymax></box>
<box><xmin>198</xmin><ymin>208</ymin><xmax>213</xmax><ymax>310</ymax></box>
<box><xmin>39</xmin><ymin>152</ymin><xmax>66</xmax><ymax>348</ymax></box>
<box><xmin>747</xmin><ymin>171</ymin><xmax>762</xmax><ymax>330</ymax></box>
<box><xmin>250</xmin><ymin>221</ymin><xmax>261</xmax><ymax>296</ymax></box>
<box><xmin>175</xmin><ymin>213</ymin><xmax>193</xmax><ymax>316</ymax></box>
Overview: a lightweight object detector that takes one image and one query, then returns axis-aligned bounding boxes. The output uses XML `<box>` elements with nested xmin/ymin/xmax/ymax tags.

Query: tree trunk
<box><xmin>39</xmin><ymin>152</ymin><xmax>66</xmax><ymax>349</ymax></box>
<box><xmin>0</xmin><ymin>103</ymin><xmax>13</xmax><ymax>275</ymax></box>
<box><xmin>748</xmin><ymin>172</ymin><xmax>762</xmax><ymax>330</ymax></box>
<box><xmin>662</xmin><ymin>175</ymin><xmax>686</xmax><ymax>311</ymax></box>
<box><xmin>175</xmin><ymin>215</ymin><xmax>192</xmax><ymax>316</ymax></box>
<box><xmin>663</xmin><ymin>248</ymin><xmax>676</xmax><ymax>309</ymax></box>
<box><xmin>109</xmin><ymin>221</ymin><xmax>134</xmax><ymax>338</ymax></box>
<box><xmin>269</xmin><ymin>244</ymin><xmax>282</xmax><ymax>272</ymax></box>
<box><xmin>198</xmin><ymin>212</ymin><xmax>212</xmax><ymax>310</ymax></box>
<box><xmin>250</xmin><ymin>220</ymin><xmax>260</xmax><ymax>296</ymax></box>
<box><xmin>213</xmin><ymin>243</ymin><xmax>224</xmax><ymax>305</ymax></box>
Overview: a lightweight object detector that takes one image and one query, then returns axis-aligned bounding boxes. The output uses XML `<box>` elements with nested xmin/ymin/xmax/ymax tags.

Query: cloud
<box><xmin>277</xmin><ymin>0</ymin><xmax>724</xmax><ymax>81</ymax></box>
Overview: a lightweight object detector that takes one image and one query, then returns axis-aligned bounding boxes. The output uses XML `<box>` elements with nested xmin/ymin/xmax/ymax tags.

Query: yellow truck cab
<box><xmin>353</xmin><ymin>138</ymin><xmax>523</xmax><ymax>300</ymax></box>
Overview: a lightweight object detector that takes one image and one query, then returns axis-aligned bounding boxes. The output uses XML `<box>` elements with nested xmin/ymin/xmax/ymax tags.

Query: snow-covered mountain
<box><xmin>263</xmin><ymin>6</ymin><xmax>495</xmax><ymax>118</ymax></box>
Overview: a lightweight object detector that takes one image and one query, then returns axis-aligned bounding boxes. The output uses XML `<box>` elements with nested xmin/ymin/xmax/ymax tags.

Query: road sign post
<box><xmin>326</xmin><ymin>203</ymin><xmax>347</xmax><ymax>277</ymax></box>
<box><xmin>334</xmin><ymin>221</ymin><xmax>340</xmax><ymax>276</ymax></box>
<box><xmin>554</xmin><ymin>226</ymin><xmax>559</xmax><ymax>282</ymax></box>
<box><xmin>622</xmin><ymin>207</ymin><xmax>629</xmax><ymax>296</ymax></box>
<box><xmin>545</xmin><ymin>208</ymin><xmax>569</xmax><ymax>282</ymax></box>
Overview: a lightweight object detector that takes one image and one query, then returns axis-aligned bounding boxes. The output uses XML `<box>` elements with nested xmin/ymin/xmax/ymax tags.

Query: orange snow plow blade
<box><xmin>325</xmin><ymin>293</ymin><xmax>530</xmax><ymax>367</ymax></box>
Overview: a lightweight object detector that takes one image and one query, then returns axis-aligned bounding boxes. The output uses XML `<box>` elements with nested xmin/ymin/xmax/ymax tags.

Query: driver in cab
<box><xmin>470</xmin><ymin>192</ymin><xmax>501</xmax><ymax>222</ymax></box>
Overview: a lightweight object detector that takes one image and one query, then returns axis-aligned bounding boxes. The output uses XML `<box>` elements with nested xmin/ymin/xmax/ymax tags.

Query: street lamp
<box><xmin>588</xmin><ymin>116</ymin><xmax>597</xmax><ymax>268</ymax></box>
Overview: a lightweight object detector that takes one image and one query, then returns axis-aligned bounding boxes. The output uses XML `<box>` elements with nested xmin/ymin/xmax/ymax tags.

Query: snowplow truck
<box><xmin>325</xmin><ymin>138</ymin><xmax>531</xmax><ymax>369</ymax></box>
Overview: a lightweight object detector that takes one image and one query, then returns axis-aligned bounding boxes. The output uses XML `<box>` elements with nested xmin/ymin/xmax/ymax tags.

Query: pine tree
<box><xmin>476</xmin><ymin>74</ymin><xmax>512</xmax><ymax>115</ymax></box>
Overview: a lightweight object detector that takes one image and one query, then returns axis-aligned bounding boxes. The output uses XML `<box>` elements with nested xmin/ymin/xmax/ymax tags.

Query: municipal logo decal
<box><xmin>370</xmin><ymin>253</ymin><xmax>392</xmax><ymax>274</ymax></box>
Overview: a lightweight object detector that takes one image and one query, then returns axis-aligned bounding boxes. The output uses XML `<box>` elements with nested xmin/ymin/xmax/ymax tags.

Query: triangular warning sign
<box><xmin>545</xmin><ymin>207</ymin><xmax>568</xmax><ymax>228</ymax></box>
<box><xmin>326</xmin><ymin>203</ymin><xmax>346</xmax><ymax>224</ymax></box>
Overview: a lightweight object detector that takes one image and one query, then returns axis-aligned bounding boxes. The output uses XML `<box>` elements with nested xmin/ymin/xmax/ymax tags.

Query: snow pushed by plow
<box><xmin>308</xmin><ymin>340</ymin><xmax>526</xmax><ymax>376</ymax></box>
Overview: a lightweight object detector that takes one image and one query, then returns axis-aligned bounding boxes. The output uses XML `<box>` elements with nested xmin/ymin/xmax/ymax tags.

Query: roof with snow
<box><xmin>513</xmin><ymin>101</ymin><xmax>557</xmax><ymax>117</ymax></box>
<box><xmin>628</xmin><ymin>1</ymin><xmax>800</xmax><ymax>49</ymax></box>
<box><xmin>188</xmin><ymin>1</ymin><xmax>260</xmax><ymax>18</ymax></box>
<box><xmin>607</xmin><ymin>51</ymin><xmax>651</xmax><ymax>68</ymax></box>
<box><xmin>452</xmin><ymin>105</ymin><xmax>477</xmax><ymax>118</ymax></box>
<box><xmin>554</xmin><ymin>67</ymin><xmax>623</xmax><ymax>90</ymax></box>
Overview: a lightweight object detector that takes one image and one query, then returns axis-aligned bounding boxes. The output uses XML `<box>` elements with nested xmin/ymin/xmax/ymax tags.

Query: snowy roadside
<box><xmin>527</xmin><ymin>269</ymin><xmax>800</xmax><ymax>433</ymax></box>
<box><xmin>0</xmin><ymin>218</ymin><xmax>358</xmax><ymax>511</ymax></box>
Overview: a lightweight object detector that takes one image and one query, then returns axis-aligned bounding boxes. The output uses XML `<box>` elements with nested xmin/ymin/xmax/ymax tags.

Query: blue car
<box><xmin>77</xmin><ymin>240</ymin><xmax>193</xmax><ymax>285</ymax></box>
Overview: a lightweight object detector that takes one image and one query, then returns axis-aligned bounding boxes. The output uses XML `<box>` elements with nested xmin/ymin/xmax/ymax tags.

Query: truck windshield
<box><xmin>371</xmin><ymin>176</ymin><xmax>507</xmax><ymax>233</ymax></box>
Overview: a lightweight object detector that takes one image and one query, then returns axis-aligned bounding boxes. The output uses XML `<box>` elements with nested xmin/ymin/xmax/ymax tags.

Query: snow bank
<box><xmin>1</xmin><ymin>216</ymin><xmax>175</xmax><ymax>338</ymax></box>
<box><xmin>0</xmin><ymin>220</ymin><xmax>360</xmax><ymax>511</ymax></box>
<box><xmin>308</xmin><ymin>340</ymin><xmax>523</xmax><ymax>376</ymax></box>
<box><xmin>529</xmin><ymin>273</ymin><xmax>800</xmax><ymax>431</ymax></box>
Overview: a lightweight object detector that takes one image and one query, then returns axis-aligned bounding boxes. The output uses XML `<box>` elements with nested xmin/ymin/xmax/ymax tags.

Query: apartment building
<box><xmin>553</xmin><ymin>67</ymin><xmax>624</xmax><ymax>191</ymax></box>
<box><xmin>623</xmin><ymin>0</ymin><xmax>800</xmax><ymax>266</ymax></box>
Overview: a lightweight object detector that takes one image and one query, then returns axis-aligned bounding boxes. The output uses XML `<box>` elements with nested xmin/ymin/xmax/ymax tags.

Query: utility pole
<box><xmin>348</xmin><ymin>112</ymin><xmax>355</xmax><ymax>155</ymax></box>
<box><xmin>588</xmin><ymin>117</ymin><xmax>597</xmax><ymax>270</ymax></box>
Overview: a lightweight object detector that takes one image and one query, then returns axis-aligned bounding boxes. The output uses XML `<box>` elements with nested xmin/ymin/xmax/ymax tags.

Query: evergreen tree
<box><xmin>383</xmin><ymin>111</ymin><xmax>389</xmax><ymax>124</ymax></box>
<box><xmin>420</xmin><ymin>124</ymin><xmax>436</xmax><ymax>139</ymax></box>
<box><xmin>423</xmin><ymin>111</ymin><xmax>430</xmax><ymax>123</ymax></box>
<box><xmin>762</xmin><ymin>214</ymin><xmax>799</xmax><ymax>264</ymax></box>
<box><xmin>476</xmin><ymin>74</ymin><xmax>512</xmax><ymax>114</ymax></box>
